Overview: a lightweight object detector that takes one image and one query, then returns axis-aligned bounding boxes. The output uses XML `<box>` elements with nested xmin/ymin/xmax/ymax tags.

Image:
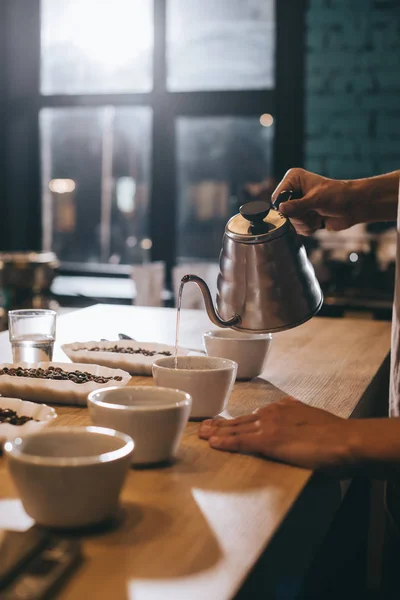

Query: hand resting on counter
<box><xmin>199</xmin><ymin>397</ymin><xmax>400</xmax><ymax>481</ymax></box>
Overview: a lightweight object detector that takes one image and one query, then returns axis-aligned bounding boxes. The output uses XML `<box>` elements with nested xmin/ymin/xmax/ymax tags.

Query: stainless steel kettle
<box><xmin>182</xmin><ymin>191</ymin><xmax>323</xmax><ymax>333</ymax></box>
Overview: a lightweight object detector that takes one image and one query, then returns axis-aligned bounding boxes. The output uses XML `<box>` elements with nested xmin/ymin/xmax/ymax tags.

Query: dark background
<box><xmin>0</xmin><ymin>0</ymin><xmax>400</xmax><ymax>315</ymax></box>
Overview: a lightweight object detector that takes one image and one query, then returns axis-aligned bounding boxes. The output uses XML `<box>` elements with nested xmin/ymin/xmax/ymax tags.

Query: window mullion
<box><xmin>274</xmin><ymin>0</ymin><xmax>306</xmax><ymax>178</ymax></box>
<box><xmin>4</xmin><ymin>0</ymin><xmax>41</xmax><ymax>252</ymax></box>
<box><xmin>164</xmin><ymin>90</ymin><xmax>275</xmax><ymax>117</ymax></box>
<box><xmin>150</xmin><ymin>0</ymin><xmax>176</xmax><ymax>280</ymax></box>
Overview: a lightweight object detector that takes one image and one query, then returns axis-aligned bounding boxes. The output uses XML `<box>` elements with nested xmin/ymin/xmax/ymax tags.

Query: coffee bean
<box><xmin>74</xmin><ymin>344</ymin><xmax>172</xmax><ymax>357</ymax></box>
<box><xmin>0</xmin><ymin>367</ymin><xmax>123</xmax><ymax>385</ymax></box>
<box><xmin>0</xmin><ymin>408</ymin><xmax>37</xmax><ymax>426</ymax></box>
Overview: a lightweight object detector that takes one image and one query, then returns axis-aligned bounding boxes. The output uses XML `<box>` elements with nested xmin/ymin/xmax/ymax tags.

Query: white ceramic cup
<box><xmin>203</xmin><ymin>330</ymin><xmax>273</xmax><ymax>380</ymax></box>
<box><xmin>87</xmin><ymin>386</ymin><xmax>192</xmax><ymax>465</ymax></box>
<box><xmin>152</xmin><ymin>356</ymin><xmax>237</xmax><ymax>419</ymax></box>
<box><xmin>4</xmin><ymin>426</ymin><xmax>133</xmax><ymax>529</ymax></box>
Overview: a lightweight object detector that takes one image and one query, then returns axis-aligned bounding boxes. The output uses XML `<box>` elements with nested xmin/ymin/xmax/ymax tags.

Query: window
<box><xmin>40</xmin><ymin>106</ymin><xmax>152</xmax><ymax>264</ymax></box>
<box><xmin>41</xmin><ymin>0</ymin><xmax>153</xmax><ymax>94</ymax></box>
<box><xmin>167</xmin><ymin>0</ymin><xmax>275</xmax><ymax>91</ymax></box>
<box><xmin>1</xmin><ymin>0</ymin><xmax>305</xmax><ymax>275</ymax></box>
<box><xmin>176</xmin><ymin>116</ymin><xmax>274</xmax><ymax>260</ymax></box>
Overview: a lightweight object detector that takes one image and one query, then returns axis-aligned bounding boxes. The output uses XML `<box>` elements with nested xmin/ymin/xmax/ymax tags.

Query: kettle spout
<box><xmin>181</xmin><ymin>274</ymin><xmax>241</xmax><ymax>328</ymax></box>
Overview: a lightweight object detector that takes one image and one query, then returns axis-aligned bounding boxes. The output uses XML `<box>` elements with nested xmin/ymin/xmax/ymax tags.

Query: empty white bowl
<box><xmin>203</xmin><ymin>330</ymin><xmax>272</xmax><ymax>380</ymax></box>
<box><xmin>88</xmin><ymin>386</ymin><xmax>191</xmax><ymax>465</ymax></box>
<box><xmin>4</xmin><ymin>426</ymin><xmax>134</xmax><ymax>529</ymax></box>
<box><xmin>152</xmin><ymin>356</ymin><xmax>237</xmax><ymax>419</ymax></box>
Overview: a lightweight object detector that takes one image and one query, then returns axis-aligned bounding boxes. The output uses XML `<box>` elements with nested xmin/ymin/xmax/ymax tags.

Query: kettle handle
<box><xmin>273</xmin><ymin>189</ymin><xmax>325</xmax><ymax>230</ymax></box>
<box><xmin>272</xmin><ymin>189</ymin><xmax>293</xmax><ymax>208</ymax></box>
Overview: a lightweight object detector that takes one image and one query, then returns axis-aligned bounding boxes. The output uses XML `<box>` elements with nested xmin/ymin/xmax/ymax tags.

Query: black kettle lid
<box><xmin>226</xmin><ymin>200</ymin><xmax>288</xmax><ymax>242</ymax></box>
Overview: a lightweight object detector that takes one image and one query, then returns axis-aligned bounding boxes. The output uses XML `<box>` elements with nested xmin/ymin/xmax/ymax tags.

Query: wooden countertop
<box><xmin>0</xmin><ymin>305</ymin><xmax>392</xmax><ymax>600</ymax></box>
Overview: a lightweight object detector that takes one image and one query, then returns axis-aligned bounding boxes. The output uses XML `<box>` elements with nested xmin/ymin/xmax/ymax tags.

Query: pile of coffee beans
<box><xmin>0</xmin><ymin>366</ymin><xmax>123</xmax><ymax>385</ymax></box>
<box><xmin>76</xmin><ymin>345</ymin><xmax>172</xmax><ymax>357</ymax></box>
<box><xmin>0</xmin><ymin>408</ymin><xmax>36</xmax><ymax>426</ymax></box>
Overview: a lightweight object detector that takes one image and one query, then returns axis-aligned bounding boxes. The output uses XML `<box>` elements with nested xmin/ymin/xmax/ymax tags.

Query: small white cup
<box><xmin>4</xmin><ymin>426</ymin><xmax>133</xmax><ymax>529</ymax></box>
<box><xmin>88</xmin><ymin>386</ymin><xmax>192</xmax><ymax>465</ymax></box>
<box><xmin>152</xmin><ymin>356</ymin><xmax>237</xmax><ymax>419</ymax></box>
<box><xmin>203</xmin><ymin>330</ymin><xmax>272</xmax><ymax>380</ymax></box>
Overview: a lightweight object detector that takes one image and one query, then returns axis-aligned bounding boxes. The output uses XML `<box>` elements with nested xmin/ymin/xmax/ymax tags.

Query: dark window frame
<box><xmin>1</xmin><ymin>0</ymin><xmax>306</xmax><ymax>280</ymax></box>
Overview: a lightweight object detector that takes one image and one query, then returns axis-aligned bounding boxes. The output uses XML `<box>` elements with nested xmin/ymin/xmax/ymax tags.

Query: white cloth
<box><xmin>131</xmin><ymin>262</ymin><xmax>165</xmax><ymax>307</ymax></box>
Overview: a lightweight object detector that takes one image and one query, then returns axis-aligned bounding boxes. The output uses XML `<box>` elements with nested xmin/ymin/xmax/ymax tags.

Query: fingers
<box><xmin>271</xmin><ymin>168</ymin><xmax>305</xmax><ymax>203</ymax></box>
<box><xmin>285</xmin><ymin>208</ymin><xmax>324</xmax><ymax>235</ymax></box>
<box><xmin>204</xmin><ymin>421</ymin><xmax>261</xmax><ymax>439</ymax></box>
<box><xmin>198</xmin><ymin>417</ymin><xmax>225</xmax><ymax>439</ymax></box>
<box><xmin>279</xmin><ymin>194</ymin><xmax>320</xmax><ymax>218</ymax></box>
<box><xmin>290</xmin><ymin>217</ymin><xmax>320</xmax><ymax>236</ymax></box>
<box><xmin>209</xmin><ymin>433</ymin><xmax>261</xmax><ymax>454</ymax></box>
<box><xmin>199</xmin><ymin>414</ymin><xmax>258</xmax><ymax>439</ymax></box>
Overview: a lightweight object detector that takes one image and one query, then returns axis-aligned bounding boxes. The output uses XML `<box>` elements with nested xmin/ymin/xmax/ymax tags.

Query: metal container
<box><xmin>0</xmin><ymin>260</ymin><xmax>6</xmax><ymax>331</ymax></box>
<box><xmin>182</xmin><ymin>197</ymin><xmax>323</xmax><ymax>333</ymax></box>
<box><xmin>0</xmin><ymin>252</ymin><xmax>59</xmax><ymax>311</ymax></box>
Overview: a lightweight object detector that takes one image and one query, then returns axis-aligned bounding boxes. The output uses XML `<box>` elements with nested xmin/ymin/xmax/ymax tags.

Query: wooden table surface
<box><xmin>0</xmin><ymin>305</ymin><xmax>392</xmax><ymax>600</ymax></box>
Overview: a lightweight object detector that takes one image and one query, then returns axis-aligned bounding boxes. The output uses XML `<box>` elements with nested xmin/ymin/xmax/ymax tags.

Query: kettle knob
<box><xmin>239</xmin><ymin>200</ymin><xmax>271</xmax><ymax>224</ymax></box>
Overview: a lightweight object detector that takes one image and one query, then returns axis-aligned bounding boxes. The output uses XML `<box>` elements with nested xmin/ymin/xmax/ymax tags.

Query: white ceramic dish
<box><xmin>62</xmin><ymin>340</ymin><xmax>189</xmax><ymax>376</ymax></box>
<box><xmin>203</xmin><ymin>330</ymin><xmax>273</xmax><ymax>380</ymax></box>
<box><xmin>0</xmin><ymin>397</ymin><xmax>57</xmax><ymax>444</ymax></box>
<box><xmin>0</xmin><ymin>363</ymin><xmax>131</xmax><ymax>406</ymax></box>
<box><xmin>152</xmin><ymin>356</ymin><xmax>237</xmax><ymax>419</ymax></box>
<box><xmin>88</xmin><ymin>386</ymin><xmax>192</xmax><ymax>465</ymax></box>
<box><xmin>4</xmin><ymin>426</ymin><xmax>134</xmax><ymax>528</ymax></box>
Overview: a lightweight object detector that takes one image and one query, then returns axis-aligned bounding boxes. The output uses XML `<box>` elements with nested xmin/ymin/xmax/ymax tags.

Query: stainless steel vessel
<box><xmin>0</xmin><ymin>251</ymin><xmax>59</xmax><ymax>311</ymax></box>
<box><xmin>183</xmin><ymin>195</ymin><xmax>323</xmax><ymax>333</ymax></box>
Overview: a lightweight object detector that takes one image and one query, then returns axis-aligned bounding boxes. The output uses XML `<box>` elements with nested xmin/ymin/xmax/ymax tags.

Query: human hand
<box><xmin>270</xmin><ymin>168</ymin><xmax>355</xmax><ymax>235</ymax></box>
<box><xmin>199</xmin><ymin>397</ymin><xmax>353</xmax><ymax>473</ymax></box>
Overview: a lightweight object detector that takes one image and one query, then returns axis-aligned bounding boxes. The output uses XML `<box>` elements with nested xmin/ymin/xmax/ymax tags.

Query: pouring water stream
<box><xmin>174</xmin><ymin>281</ymin><xmax>184</xmax><ymax>369</ymax></box>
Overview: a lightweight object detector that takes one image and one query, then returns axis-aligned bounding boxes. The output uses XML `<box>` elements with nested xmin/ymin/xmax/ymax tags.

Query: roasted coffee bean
<box><xmin>0</xmin><ymin>366</ymin><xmax>123</xmax><ymax>385</ymax></box>
<box><xmin>0</xmin><ymin>408</ymin><xmax>37</xmax><ymax>426</ymax></box>
<box><xmin>74</xmin><ymin>344</ymin><xmax>172</xmax><ymax>357</ymax></box>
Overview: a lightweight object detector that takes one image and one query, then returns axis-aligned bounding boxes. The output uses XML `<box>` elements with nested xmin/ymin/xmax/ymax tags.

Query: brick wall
<box><xmin>305</xmin><ymin>0</ymin><xmax>400</xmax><ymax>179</ymax></box>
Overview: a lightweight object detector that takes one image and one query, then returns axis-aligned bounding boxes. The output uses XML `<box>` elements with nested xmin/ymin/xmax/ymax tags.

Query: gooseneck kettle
<box><xmin>182</xmin><ymin>191</ymin><xmax>323</xmax><ymax>333</ymax></box>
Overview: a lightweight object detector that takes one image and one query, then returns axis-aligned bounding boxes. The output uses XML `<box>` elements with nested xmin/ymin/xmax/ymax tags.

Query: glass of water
<box><xmin>8</xmin><ymin>309</ymin><xmax>57</xmax><ymax>363</ymax></box>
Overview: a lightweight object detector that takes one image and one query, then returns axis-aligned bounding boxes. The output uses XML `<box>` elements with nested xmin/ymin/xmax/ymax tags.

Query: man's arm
<box><xmin>265</xmin><ymin>168</ymin><xmax>400</xmax><ymax>235</ymax></box>
<box><xmin>348</xmin><ymin>171</ymin><xmax>400</xmax><ymax>224</ymax></box>
<box><xmin>345</xmin><ymin>417</ymin><xmax>400</xmax><ymax>480</ymax></box>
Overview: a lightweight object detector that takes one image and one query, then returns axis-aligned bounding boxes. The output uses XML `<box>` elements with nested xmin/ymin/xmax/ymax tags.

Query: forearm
<box><xmin>349</xmin><ymin>171</ymin><xmax>400</xmax><ymax>224</ymax></box>
<box><xmin>322</xmin><ymin>417</ymin><xmax>400</xmax><ymax>480</ymax></box>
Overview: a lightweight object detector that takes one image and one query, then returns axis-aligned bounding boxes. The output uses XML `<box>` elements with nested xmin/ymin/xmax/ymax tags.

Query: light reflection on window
<box><xmin>41</xmin><ymin>0</ymin><xmax>153</xmax><ymax>94</ymax></box>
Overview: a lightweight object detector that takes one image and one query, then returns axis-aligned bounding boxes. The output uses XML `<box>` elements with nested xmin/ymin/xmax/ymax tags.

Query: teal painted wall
<box><xmin>305</xmin><ymin>0</ymin><xmax>400</xmax><ymax>179</ymax></box>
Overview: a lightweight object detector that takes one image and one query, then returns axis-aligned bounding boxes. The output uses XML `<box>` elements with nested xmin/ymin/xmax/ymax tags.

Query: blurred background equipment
<box><xmin>0</xmin><ymin>252</ymin><xmax>59</xmax><ymax>313</ymax></box>
<box><xmin>0</xmin><ymin>0</ymin><xmax>399</xmax><ymax>319</ymax></box>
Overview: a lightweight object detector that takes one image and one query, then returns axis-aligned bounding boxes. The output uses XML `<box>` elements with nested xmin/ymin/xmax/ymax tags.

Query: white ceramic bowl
<box><xmin>4</xmin><ymin>426</ymin><xmax>134</xmax><ymax>529</ymax></box>
<box><xmin>88</xmin><ymin>386</ymin><xmax>192</xmax><ymax>465</ymax></box>
<box><xmin>152</xmin><ymin>356</ymin><xmax>237</xmax><ymax>419</ymax></box>
<box><xmin>203</xmin><ymin>330</ymin><xmax>272</xmax><ymax>380</ymax></box>
<box><xmin>0</xmin><ymin>397</ymin><xmax>56</xmax><ymax>444</ymax></box>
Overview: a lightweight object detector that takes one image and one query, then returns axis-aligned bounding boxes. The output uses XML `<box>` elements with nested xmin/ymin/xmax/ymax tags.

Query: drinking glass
<box><xmin>8</xmin><ymin>309</ymin><xmax>57</xmax><ymax>363</ymax></box>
